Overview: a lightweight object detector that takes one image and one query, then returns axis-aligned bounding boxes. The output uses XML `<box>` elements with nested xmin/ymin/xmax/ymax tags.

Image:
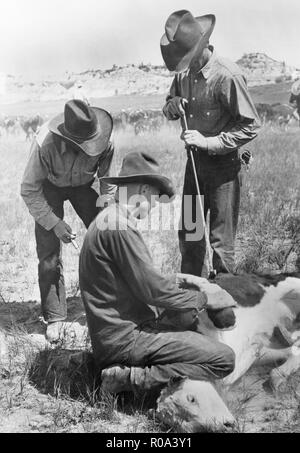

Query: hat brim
<box><xmin>160</xmin><ymin>14</ymin><xmax>216</xmax><ymax>73</ymax></box>
<box><xmin>48</xmin><ymin>107</ymin><xmax>113</xmax><ymax>157</ymax></box>
<box><xmin>100</xmin><ymin>174</ymin><xmax>175</xmax><ymax>202</ymax></box>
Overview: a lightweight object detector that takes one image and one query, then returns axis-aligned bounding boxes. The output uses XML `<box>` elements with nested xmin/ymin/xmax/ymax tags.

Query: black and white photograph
<box><xmin>0</xmin><ymin>0</ymin><xmax>300</xmax><ymax>435</ymax></box>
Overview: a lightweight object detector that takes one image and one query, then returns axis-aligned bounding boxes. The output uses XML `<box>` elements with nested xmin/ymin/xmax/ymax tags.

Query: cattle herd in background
<box><xmin>0</xmin><ymin>114</ymin><xmax>45</xmax><ymax>140</ymax></box>
<box><xmin>113</xmin><ymin>108</ymin><xmax>175</xmax><ymax>134</ymax></box>
<box><xmin>0</xmin><ymin>103</ymin><xmax>298</xmax><ymax>140</ymax></box>
<box><xmin>256</xmin><ymin>103</ymin><xmax>298</xmax><ymax>130</ymax></box>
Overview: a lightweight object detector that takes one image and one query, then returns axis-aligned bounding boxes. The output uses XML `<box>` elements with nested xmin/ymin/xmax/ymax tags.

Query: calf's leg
<box><xmin>268</xmin><ymin>351</ymin><xmax>300</xmax><ymax>391</ymax></box>
<box><xmin>255</xmin><ymin>346</ymin><xmax>292</xmax><ymax>366</ymax></box>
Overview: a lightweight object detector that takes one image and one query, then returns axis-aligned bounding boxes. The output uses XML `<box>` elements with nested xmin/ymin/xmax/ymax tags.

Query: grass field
<box><xmin>0</xmin><ymin>120</ymin><xmax>300</xmax><ymax>433</ymax></box>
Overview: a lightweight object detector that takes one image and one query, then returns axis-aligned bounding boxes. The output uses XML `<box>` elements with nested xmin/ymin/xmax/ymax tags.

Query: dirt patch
<box><xmin>1</xmin><ymin>297</ymin><xmax>300</xmax><ymax>433</ymax></box>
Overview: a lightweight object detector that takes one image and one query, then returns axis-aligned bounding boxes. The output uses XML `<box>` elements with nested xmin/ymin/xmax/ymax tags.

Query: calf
<box><xmin>191</xmin><ymin>273</ymin><xmax>300</xmax><ymax>386</ymax></box>
<box><xmin>157</xmin><ymin>273</ymin><xmax>300</xmax><ymax>431</ymax></box>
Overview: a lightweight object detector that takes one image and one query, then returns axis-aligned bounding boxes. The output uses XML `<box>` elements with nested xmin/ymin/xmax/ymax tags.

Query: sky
<box><xmin>0</xmin><ymin>0</ymin><xmax>300</xmax><ymax>78</ymax></box>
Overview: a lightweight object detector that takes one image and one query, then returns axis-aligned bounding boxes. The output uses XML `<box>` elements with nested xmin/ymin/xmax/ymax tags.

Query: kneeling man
<box><xmin>79</xmin><ymin>151</ymin><xmax>236</xmax><ymax>394</ymax></box>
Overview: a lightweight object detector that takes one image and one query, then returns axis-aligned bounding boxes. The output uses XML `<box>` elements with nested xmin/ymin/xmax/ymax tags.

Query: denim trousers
<box><xmin>102</xmin><ymin>320</ymin><xmax>235</xmax><ymax>393</ymax></box>
<box><xmin>35</xmin><ymin>179</ymin><xmax>99</xmax><ymax>322</ymax></box>
<box><xmin>178</xmin><ymin>153</ymin><xmax>242</xmax><ymax>277</ymax></box>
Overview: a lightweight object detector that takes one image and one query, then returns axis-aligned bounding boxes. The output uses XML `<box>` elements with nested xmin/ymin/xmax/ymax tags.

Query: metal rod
<box><xmin>71</xmin><ymin>238</ymin><xmax>79</xmax><ymax>250</ymax></box>
<box><xmin>182</xmin><ymin>113</ymin><xmax>188</xmax><ymax>132</ymax></box>
<box><xmin>182</xmin><ymin>111</ymin><xmax>215</xmax><ymax>277</ymax></box>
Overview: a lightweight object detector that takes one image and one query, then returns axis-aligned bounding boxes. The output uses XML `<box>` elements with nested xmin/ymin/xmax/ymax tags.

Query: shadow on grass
<box><xmin>0</xmin><ymin>296</ymin><xmax>86</xmax><ymax>335</ymax></box>
<box><xmin>28</xmin><ymin>348</ymin><xmax>161</xmax><ymax>423</ymax></box>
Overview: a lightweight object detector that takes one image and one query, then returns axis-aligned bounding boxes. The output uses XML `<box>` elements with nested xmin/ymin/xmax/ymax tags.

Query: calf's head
<box><xmin>156</xmin><ymin>377</ymin><xmax>236</xmax><ymax>432</ymax></box>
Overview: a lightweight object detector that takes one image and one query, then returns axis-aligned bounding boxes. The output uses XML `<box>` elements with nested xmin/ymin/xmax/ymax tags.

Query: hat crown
<box><xmin>160</xmin><ymin>11</ymin><xmax>215</xmax><ymax>72</ymax></box>
<box><xmin>64</xmin><ymin>100</ymin><xmax>98</xmax><ymax>139</ymax></box>
<box><xmin>119</xmin><ymin>152</ymin><xmax>160</xmax><ymax>178</ymax></box>
<box><xmin>165</xmin><ymin>10</ymin><xmax>204</xmax><ymax>50</ymax></box>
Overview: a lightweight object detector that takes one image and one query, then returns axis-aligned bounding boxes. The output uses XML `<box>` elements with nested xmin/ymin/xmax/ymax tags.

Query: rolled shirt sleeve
<box><xmin>20</xmin><ymin>140</ymin><xmax>60</xmax><ymax>230</ymax></box>
<box><xmin>106</xmin><ymin>226</ymin><xmax>207</xmax><ymax>312</ymax></box>
<box><xmin>207</xmin><ymin>74</ymin><xmax>261</xmax><ymax>154</ymax></box>
<box><xmin>98</xmin><ymin>141</ymin><xmax>116</xmax><ymax>198</ymax></box>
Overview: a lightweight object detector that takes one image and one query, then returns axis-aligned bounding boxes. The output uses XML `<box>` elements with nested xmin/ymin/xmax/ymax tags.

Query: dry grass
<box><xmin>237</xmin><ymin>127</ymin><xmax>300</xmax><ymax>272</ymax></box>
<box><xmin>0</xmin><ymin>123</ymin><xmax>300</xmax><ymax>432</ymax></box>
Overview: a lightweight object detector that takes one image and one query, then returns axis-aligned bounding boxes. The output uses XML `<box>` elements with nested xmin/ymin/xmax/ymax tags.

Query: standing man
<box><xmin>21</xmin><ymin>100</ymin><xmax>114</xmax><ymax>342</ymax></box>
<box><xmin>161</xmin><ymin>10</ymin><xmax>260</xmax><ymax>277</ymax></box>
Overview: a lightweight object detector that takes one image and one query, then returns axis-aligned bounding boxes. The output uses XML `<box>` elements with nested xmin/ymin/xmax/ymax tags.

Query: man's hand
<box><xmin>182</xmin><ymin>130</ymin><xmax>207</xmax><ymax>149</ymax></box>
<box><xmin>160</xmin><ymin>308</ymin><xmax>199</xmax><ymax>331</ymax></box>
<box><xmin>166</xmin><ymin>97</ymin><xmax>188</xmax><ymax>117</ymax></box>
<box><xmin>53</xmin><ymin>220</ymin><xmax>76</xmax><ymax>244</ymax></box>
<box><xmin>205</xmin><ymin>285</ymin><xmax>237</xmax><ymax>311</ymax></box>
<box><xmin>96</xmin><ymin>193</ymin><xmax>114</xmax><ymax>209</ymax></box>
<box><xmin>176</xmin><ymin>273</ymin><xmax>237</xmax><ymax>311</ymax></box>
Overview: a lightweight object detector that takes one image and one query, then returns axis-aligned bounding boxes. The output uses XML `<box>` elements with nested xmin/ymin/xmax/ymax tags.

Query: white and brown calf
<box><xmin>201</xmin><ymin>273</ymin><xmax>300</xmax><ymax>386</ymax></box>
<box><xmin>156</xmin><ymin>273</ymin><xmax>300</xmax><ymax>431</ymax></box>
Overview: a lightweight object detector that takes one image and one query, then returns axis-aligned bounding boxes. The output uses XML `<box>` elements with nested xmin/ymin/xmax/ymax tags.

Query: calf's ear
<box><xmin>159</xmin><ymin>376</ymin><xmax>186</xmax><ymax>397</ymax></box>
<box><xmin>168</xmin><ymin>375</ymin><xmax>186</xmax><ymax>389</ymax></box>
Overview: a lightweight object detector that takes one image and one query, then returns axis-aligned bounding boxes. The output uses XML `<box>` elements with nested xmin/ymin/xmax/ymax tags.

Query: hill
<box><xmin>0</xmin><ymin>53</ymin><xmax>299</xmax><ymax>110</ymax></box>
<box><xmin>237</xmin><ymin>52</ymin><xmax>300</xmax><ymax>86</ymax></box>
<box><xmin>1</xmin><ymin>65</ymin><xmax>172</xmax><ymax>105</ymax></box>
<box><xmin>0</xmin><ymin>82</ymin><xmax>294</xmax><ymax>119</ymax></box>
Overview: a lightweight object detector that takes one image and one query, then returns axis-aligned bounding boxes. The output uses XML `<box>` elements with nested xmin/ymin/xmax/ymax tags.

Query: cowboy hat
<box><xmin>100</xmin><ymin>151</ymin><xmax>175</xmax><ymax>201</ymax></box>
<box><xmin>49</xmin><ymin>99</ymin><xmax>113</xmax><ymax>157</ymax></box>
<box><xmin>160</xmin><ymin>10</ymin><xmax>216</xmax><ymax>73</ymax></box>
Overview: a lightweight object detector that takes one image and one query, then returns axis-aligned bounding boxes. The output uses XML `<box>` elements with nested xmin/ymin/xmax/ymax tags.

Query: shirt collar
<box><xmin>201</xmin><ymin>45</ymin><xmax>217</xmax><ymax>80</ymax></box>
<box><xmin>52</xmin><ymin>134</ymin><xmax>79</xmax><ymax>155</ymax></box>
<box><xmin>183</xmin><ymin>46</ymin><xmax>217</xmax><ymax>79</ymax></box>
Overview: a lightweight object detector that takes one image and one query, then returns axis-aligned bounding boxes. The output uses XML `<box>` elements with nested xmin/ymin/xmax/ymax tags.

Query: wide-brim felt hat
<box><xmin>49</xmin><ymin>99</ymin><xmax>113</xmax><ymax>157</ymax></box>
<box><xmin>101</xmin><ymin>151</ymin><xmax>175</xmax><ymax>201</ymax></box>
<box><xmin>160</xmin><ymin>10</ymin><xmax>216</xmax><ymax>73</ymax></box>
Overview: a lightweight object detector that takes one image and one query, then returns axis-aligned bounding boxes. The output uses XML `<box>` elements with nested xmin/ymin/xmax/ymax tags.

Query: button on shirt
<box><xmin>163</xmin><ymin>47</ymin><xmax>261</xmax><ymax>163</ymax></box>
<box><xmin>21</xmin><ymin>124</ymin><xmax>115</xmax><ymax>230</ymax></box>
<box><xmin>79</xmin><ymin>203</ymin><xmax>207</xmax><ymax>366</ymax></box>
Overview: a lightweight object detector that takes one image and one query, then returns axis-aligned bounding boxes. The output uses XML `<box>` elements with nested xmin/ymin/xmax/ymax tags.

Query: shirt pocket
<box><xmin>81</xmin><ymin>155</ymin><xmax>99</xmax><ymax>180</ymax></box>
<box><xmin>41</xmin><ymin>148</ymin><xmax>65</xmax><ymax>185</ymax></box>
<box><xmin>198</xmin><ymin>103</ymin><xmax>221</xmax><ymax>133</ymax></box>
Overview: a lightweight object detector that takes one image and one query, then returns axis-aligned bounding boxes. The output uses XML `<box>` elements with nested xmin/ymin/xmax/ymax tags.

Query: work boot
<box><xmin>101</xmin><ymin>365</ymin><xmax>132</xmax><ymax>393</ymax></box>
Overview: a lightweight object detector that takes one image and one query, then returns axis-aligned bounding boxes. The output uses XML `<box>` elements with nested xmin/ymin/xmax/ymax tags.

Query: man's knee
<box><xmin>38</xmin><ymin>254</ymin><xmax>61</xmax><ymax>276</ymax></box>
<box><xmin>217</xmin><ymin>344</ymin><xmax>235</xmax><ymax>377</ymax></box>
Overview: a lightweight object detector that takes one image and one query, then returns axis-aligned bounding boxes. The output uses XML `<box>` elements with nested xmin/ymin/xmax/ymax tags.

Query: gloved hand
<box><xmin>176</xmin><ymin>273</ymin><xmax>237</xmax><ymax>311</ymax></box>
<box><xmin>160</xmin><ymin>308</ymin><xmax>199</xmax><ymax>331</ymax></box>
<box><xmin>176</xmin><ymin>273</ymin><xmax>237</xmax><ymax>330</ymax></box>
<box><xmin>165</xmin><ymin>97</ymin><xmax>188</xmax><ymax>118</ymax></box>
<box><xmin>207</xmin><ymin>308</ymin><xmax>236</xmax><ymax>330</ymax></box>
